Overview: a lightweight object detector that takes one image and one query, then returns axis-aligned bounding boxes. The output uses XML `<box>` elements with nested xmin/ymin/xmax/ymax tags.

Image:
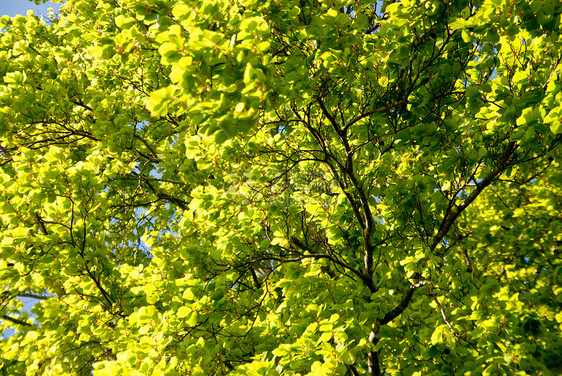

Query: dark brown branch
<box><xmin>133</xmin><ymin>134</ymin><xmax>161</xmax><ymax>162</ymax></box>
<box><xmin>71</xmin><ymin>99</ymin><xmax>94</xmax><ymax>112</ymax></box>
<box><xmin>75</xmin><ymin>212</ymin><xmax>115</xmax><ymax>310</ymax></box>
<box><xmin>431</xmin><ymin>142</ymin><xmax>518</xmax><ymax>251</ymax></box>
<box><xmin>368</xmin><ymin>323</ymin><xmax>382</xmax><ymax>376</ymax></box>
<box><xmin>348</xmin><ymin>363</ymin><xmax>360</xmax><ymax>376</ymax></box>
<box><xmin>18</xmin><ymin>293</ymin><xmax>50</xmax><ymax>300</ymax></box>
<box><xmin>381</xmin><ymin>280</ymin><xmax>427</xmax><ymax>325</ymax></box>
<box><xmin>2</xmin><ymin>315</ymin><xmax>31</xmax><ymax>327</ymax></box>
<box><xmin>35</xmin><ymin>212</ymin><xmax>49</xmax><ymax>236</ymax></box>
<box><xmin>316</xmin><ymin>96</ymin><xmax>378</xmax><ymax>291</ymax></box>
<box><xmin>250</xmin><ymin>268</ymin><xmax>261</xmax><ymax>289</ymax></box>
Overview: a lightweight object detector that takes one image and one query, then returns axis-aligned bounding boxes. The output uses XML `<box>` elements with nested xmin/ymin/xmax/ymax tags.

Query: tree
<box><xmin>0</xmin><ymin>0</ymin><xmax>561</xmax><ymax>374</ymax></box>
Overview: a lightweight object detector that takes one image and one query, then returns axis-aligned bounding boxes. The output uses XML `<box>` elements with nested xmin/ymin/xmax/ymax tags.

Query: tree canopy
<box><xmin>1</xmin><ymin>0</ymin><xmax>561</xmax><ymax>375</ymax></box>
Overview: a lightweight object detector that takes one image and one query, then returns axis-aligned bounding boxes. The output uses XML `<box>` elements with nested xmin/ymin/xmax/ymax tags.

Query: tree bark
<box><xmin>368</xmin><ymin>323</ymin><xmax>382</xmax><ymax>376</ymax></box>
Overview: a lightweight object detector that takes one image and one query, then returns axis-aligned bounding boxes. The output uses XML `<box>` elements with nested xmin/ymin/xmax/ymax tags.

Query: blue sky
<box><xmin>1</xmin><ymin>0</ymin><xmax>61</xmax><ymax>18</ymax></box>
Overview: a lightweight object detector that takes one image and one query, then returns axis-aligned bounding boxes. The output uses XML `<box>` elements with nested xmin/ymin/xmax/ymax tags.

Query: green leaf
<box><xmin>177</xmin><ymin>306</ymin><xmax>191</xmax><ymax>319</ymax></box>
<box><xmin>147</xmin><ymin>86</ymin><xmax>175</xmax><ymax>116</ymax></box>
<box><xmin>1</xmin><ymin>2</ymin><xmax>560</xmax><ymax>375</ymax></box>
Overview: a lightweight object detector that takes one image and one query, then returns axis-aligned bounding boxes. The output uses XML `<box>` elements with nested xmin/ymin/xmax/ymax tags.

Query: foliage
<box><xmin>0</xmin><ymin>0</ymin><xmax>561</xmax><ymax>375</ymax></box>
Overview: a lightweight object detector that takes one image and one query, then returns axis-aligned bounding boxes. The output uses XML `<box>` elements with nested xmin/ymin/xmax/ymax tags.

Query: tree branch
<box><xmin>433</xmin><ymin>296</ymin><xmax>453</xmax><ymax>331</ymax></box>
<box><xmin>2</xmin><ymin>315</ymin><xmax>31</xmax><ymax>327</ymax></box>
<box><xmin>348</xmin><ymin>363</ymin><xmax>361</xmax><ymax>376</ymax></box>
<box><xmin>18</xmin><ymin>293</ymin><xmax>50</xmax><ymax>300</ymax></box>
<box><xmin>368</xmin><ymin>322</ymin><xmax>382</xmax><ymax>376</ymax></box>
<box><xmin>431</xmin><ymin>142</ymin><xmax>518</xmax><ymax>251</ymax></box>
<box><xmin>316</xmin><ymin>95</ymin><xmax>378</xmax><ymax>291</ymax></box>
<box><xmin>381</xmin><ymin>280</ymin><xmax>427</xmax><ymax>325</ymax></box>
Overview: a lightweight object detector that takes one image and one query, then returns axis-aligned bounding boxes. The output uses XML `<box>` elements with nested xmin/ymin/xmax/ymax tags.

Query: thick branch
<box><xmin>316</xmin><ymin>96</ymin><xmax>377</xmax><ymax>283</ymax></box>
<box><xmin>381</xmin><ymin>280</ymin><xmax>427</xmax><ymax>325</ymax></box>
<box><xmin>35</xmin><ymin>212</ymin><xmax>49</xmax><ymax>236</ymax></box>
<box><xmin>18</xmin><ymin>293</ymin><xmax>50</xmax><ymax>300</ymax></box>
<box><xmin>348</xmin><ymin>364</ymin><xmax>360</xmax><ymax>376</ymax></box>
<box><xmin>2</xmin><ymin>315</ymin><xmax>31</xmax><ymax>327</ymax></box>
<box><xmin>368</xmin><ymin>323</ymin><xmax>382</xmax><ymax>376</ymax></box>
<box><xmin>431</xmin><ymin>142</ymin><xmax>518</xmax><ymax>251</ymax></box>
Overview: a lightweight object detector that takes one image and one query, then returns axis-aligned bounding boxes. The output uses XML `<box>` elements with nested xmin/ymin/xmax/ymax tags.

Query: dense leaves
<box><xmin>0</xmin><ymin>0</ymin><xmax>561</xmax><ymax>375</ymax></box>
